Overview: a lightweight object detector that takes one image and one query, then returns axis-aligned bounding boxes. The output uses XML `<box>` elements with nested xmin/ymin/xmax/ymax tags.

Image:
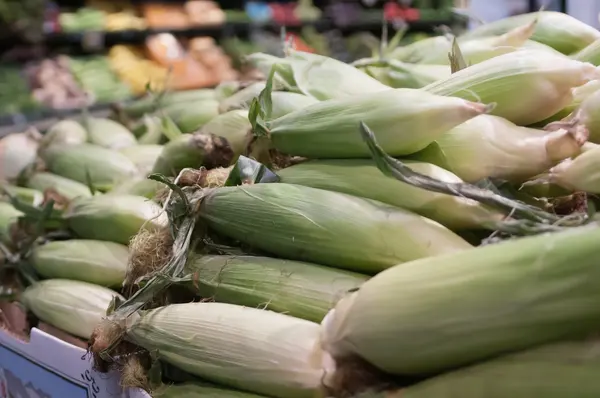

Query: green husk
<box><xmin>402</xmin><ymin>339</ymin><xmax>600</xmax><ymax>398</ymax></box>
<box><xmin>266</xmin><ymin>88</ymin><xmax>489</xmax><ymax>158</ymax></box>
<box><xmin>277</xmin><ymin>159</ymin><xmax>505</xmax><ymax>230</ymax></box>
<box><xmin>460</xmin><ymin>11</ymin><xmax>600</xmax><ymax>54</ymax></box>
<box><xmin>0</xmin><ymin>130</ymin><xmax>40</xmax><ymax>181</ymax></box>
<box><xmin>124</xmin><ymin>302</ymin><xmax>324</xmax><ymax>398</ymax></box>
<box><xmin>0</xmin><ymin>202</ymin><xmax>22</xmax><ymax>244</ymax></box>
<box><xmin>535</xmin><ymin>80</ymin><xmax>600</xmax><ymax>126</ymax></box>
<box><xmin>42</xmin><ymin>144</ymin><xmax>140</xmax><ymax>191</ymax></box>
<box><xmin>245</xmin><ymin>53</ymin><xmax>296</xmax><ymax>89</ymax></box>
<box><xmin>30</xmin><ymin>239</ymin><xmax>128</xmax><ymax>287</ymax></box>
<box><xmin>162</xmin><ymin>100</ymin><xmax>220</xmax><ymax>134</ymax></box>
<box><xmin>574</xmin><ymin>38</ymin><xmax>600</xmax><ymax>65</ymax></box>
<box><xmin>197</xmin><ymin>110</ymin><xmax>252</xmax><ymax>159</ymax></box>
<box><xmin>119</xmin><ymin>89</ymin><xmax>216</xmax><ymax>119</ymax></box>
<box><xmin>25</xmin><ymin>172</ymin><xmax>93</xmax><ymax>200</ymax></box>
<box><xmin>157</xmin><ymin>383</ymin><xmax>267</xmax><ymax>398</ymax></box>
<box><xmin>537</xmin><ymin>144</ymin><xmax>600</xmax><ymax>193</ymax></box>
<box><xmin>269</xmin><ymin>92</ymin><xmax>319</xmax><ymax>119</ymax></box>
<box><xmin>411</xmin><ymin>115</ymin><xmax>586</xmax><ymax>183</ymax></box>
<box><xmin>218</xmin><ymin>82</ymin><xmax>266</xmax><ymax>114</ymax></box>
<box><xmin>424</xmin><ymin>50</ymin><xmax>600</xmax><ymax>126</ymax></box>
<box><xmin>198</xmin><ymin>183</ymin><xmax>471</xmax><ymax>274</ymax></box>
<box><xmin>184</xmin><ymin>254</ymin><xmax>368</xmax><ymax>322</ymax></box>
<box><xmin>389</xmin><ymin>36</ymin><xmax>452</xmax><ymax>63</ymax></box>
<box><xmin>363</xmin><ymin>62</ymin><xmax>450</xmax><ymax>89</ymax></box>
<box><xmin>40</xmin><ymin>120</ymin><xmax>87</xmax><ymax>152</ymax></box>
<box><xmin>320</xmin><ymin>223</ymin><xmax>600</xmax><ymax>377</ymax></box>
<box><xmin>215</xmin><ymin>81</ymin><xmax>243</xmax><ymax>101</ymax></box>
<box><xmin>21</xmin><ymin>279</ymin><xmax>123</xmax><ymax>339</ymax></box>
<box><xmin>64</xmin><ymin>194</ymin><xmax>168</xmax><ymax>245</ymax></box>
<box><xmin>1</xmin><ymin>184</ymin><xmax>43</xmax><ymax>206</ymax></box>
<box><xmin>119</xmin><ymin>145</ymin><xmax>164</xmax><ymax>176</ymax></box>
<box><xmin>559</xmin><ymin>88</ymin><xmax>600</xmax><ymax>143</ymax></box>
<box><xmin>110</xmin><ymin>178</ymin><xmax>164</xmax><ymax>200</ymax></box>
<box><xmin>84</xmin><ymin>117</ymin><xmax>137</xmax><ymax>150</ymax></box>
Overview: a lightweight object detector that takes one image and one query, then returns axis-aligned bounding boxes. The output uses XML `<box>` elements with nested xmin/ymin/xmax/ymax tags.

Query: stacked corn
<box><xmin>4</xmin><ymin>10</ymin><xmax>600</xmax><ymax>398</ymax></box>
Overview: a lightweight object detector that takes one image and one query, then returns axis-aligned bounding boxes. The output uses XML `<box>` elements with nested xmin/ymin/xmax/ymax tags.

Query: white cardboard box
<box><xmin>0</xmin><ymin>327</ymin><xmax>150</xmax><ymax>398</ymax></box>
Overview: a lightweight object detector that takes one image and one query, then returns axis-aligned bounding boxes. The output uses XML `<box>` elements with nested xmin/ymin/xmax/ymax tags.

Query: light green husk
<box><xmin>320</xmin><ymin>223</ymin><xmax>600</xmax><ymax>377</ymax></box>
<box><xmin>245</xmin><ymin>52</ymin><xmax>295</xmax><ymax>89</ymax></box>
<box><xmin>40</xmin><ymin>120</ymin><xmax>87</xmax><ymax>152</ymax></box>
<box><xmin>215</xmin><ymin>81</ymin><xmax>243</xmax><ymax>101</ymax></box>
<box><xmin>285</xmin><ymin>50</ymin><xmax>389</xmax><ymax>100</ymax></box>
<box><xmin>277</xmin><ymin>159</ymin><xmax>505</xmax><ymax>230</ymax></box>
<box><xmin>64</xmin><ymin>194</ymin><xmax>168</xmax><ymax>245</ymax></box>
<box><xmin>25</xmin><ymin>172</ymin><xmax>93</xmax><ymax>200</ymax></box>
<box><xmin>424</xmin><ymin>50</ymin><xmax>600</xmax><ymax>125</ymax></box>
<box><xmin>389</xmin><ymin>36</ymin><xmax>452</xmax><ymax>63</ymax></box>
<box><xmin>411</xmin><ymin>115</ymin><xmax>586</xmax><ymax>183</ymax></box>
<box><xmin>540</xmin><ymin>144</ymin><xmax>600</xmax><ymax>193</ymax></box>
<box><xmin>198</xmin><ymin>184</ymin><xmax>471</xmax><ymax>274</ymax></box>
<box><xmin>184</xmin><ymin>254</ymin><xmax>368</xmax><ymax>322</ymax></box>
<box><xmin>574</xmin><ymin>38</ymin><xmax>600</xmax><ymax>65</ymax></box>
<box><xmin>157</xmin><ymin>383</ymin><xmax>267</xmax><ymax>398</ymax></box>
<box><xmin>125</xmin><ymin>302</ymin><xmax>325</xmax><ymax>398</ymax></box>
<box><xmin>119</xmin><ymin>89</ymin><xmax>216</xmax><ymax>119</ymax></box>
<box><xmin>30</xmin><ymin>239</ymin><xmax>128</xmax><ymax>287</ymax></box>
<box><xmin>119</xmin><ymin>145</ymin><xmax>164</xmax><ymax>176</ymax></box>
<box><xmin>163</xmin><ymin>100</ymin><xmax>220</xmax><ymax>134</ymax></box>
<box><xmin>267</xmin><ymin>88</ymin><xmax>489</xmax><ymax>158</ymax></box>
<box><xmin>42</xmin><ymin>143</ymin><xmax>140</xmax><ymax>191</ymax></box>
<box><xmin>84</xmin><ymin>117</ymin><xmax>137</xmax><ymax>149</ymax></box>
<box><xmin>197</xmin><ymin>110</ymin><xmax>251</xmax><ymax>159</ymax></box>
<box><xmin>363</xmin><ymin>62</ymin><xmax>450</xmax><ymax>89</ymax></box>
<box><xmin>269</xmin><ymin>92</ymin><xmax>320</xmax><ymax>119</ymax></box>
<box><xmin>1</xmin><ymin>184</ymin><xmax>43</xmax><ymax>206</ymax></box>
<box><xmin>562</xmin><ymin>88</ymin><xmax>600</xmax><ymax>143</ymax></box>
<box><xmin>0</xmin><ymin>130</ymin><xmax>40</xmax><ymax>181</ymax></box>
<box><xmin>218</xmin><ymin>82</ymin><xmax>266</xmax><ymax>114</ymax></box>
<box><xmin>401</xmin><ymin>339</ymin><xmax>600</xmax><ymax>398</ymax></box>
<box><xmin>0</xmin><ymin>202</ymin><xmax>22</xmax><ymax>244</ymax></box>
<box><xmin>109</xmin><ymin>178</ymin><xmax>164</xmax><ymax>200</ymax></box>
<box><xmin>459</xmin><ymin>11</ymin><xmax>600</xmax><ymax>54</ymax></box>
<box><xmin>536</xmin><ymin>79</ymin><xmax>600</xmax><ymax>126</ymax></box>
<box><xmin>22</xmin><ymin>279</ymin><xmax>123</xmax><ymax>339</ymax></box>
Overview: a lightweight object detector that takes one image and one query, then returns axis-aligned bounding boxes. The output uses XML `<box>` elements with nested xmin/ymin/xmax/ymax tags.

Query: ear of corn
<box><xmin>277</xmin><ymin>159</ymin><xmax>505</xmax><ymax>230</ymax></box>
<box><xmin>411</xmin><ymin>115</ymin><xmax>586</xmax><ymax>183</ymax></box>
<box><xmin>268</xmin><ymin>88</ymin><xmax>489</xmax><ymax>158</ymax></box>
<box><xmin>218</xmin><ymin>82</ymin><xmax>266</xmax><ymax>114</ymax></box>
<box><xmin>460</xmin><ymin>11</ymin><xmax>600</xmax><ymax>54</ymax></box>
<box><xmin>109</xmin><ymin>178</ymin><xmax>163</xmax><ymax>199</ymax></box>
<box><xmin>215</xmin><ymin>81</ymin><xmax>243</xmax><ymax>101</ymax></box>
<box><xmin>84</xmin><ymin>117</ymin><xmax>137</xmax><ymax>150</ymax></box>
<box><xmin>64</xmin><ymin>194</ymin><xmax>168</xmax><ymax>244</ymax></box>
<box><xmin>30</xmin><ymin>239</ymin><xmax>128</xmax><ymax>287</ymax></box>
<box><xmin>42</xmin><ymin>143</ymin><xmax>140</xmax><ymax>191</ymax></box>
<box><xmin>126</xmin><ymin>302</ymin><xmax>325</xmax><ymax>398</ymax></box>
<box><xmin>158</xmin><ymin>383</ymin><xmax>268</xmax><ymax>398</ymax></box>
<box><xmin>286</xmin><ymin>50</ymin><xmax>389</xmax><ymax>100</ymax></box>
<box><xmin>1</xmin><ymin>185</ymin><xmax>44</xmax><ymax>206</ymax></box>
<box><xmin>535</xmin><ymin>79</ymin><xmax>600</xmax><ymax>125</ymax></box>
<box><xmin>389</xmin><ymin>36</ymin><xmax>451</xmax><ymax>63</ymax></box>
<box><xmin>25</xmin><ymin>172</ymin><xmax>93</xmax><ymax>200</ymax></box>
<box><xmin>424</xmin><ymin>50</ymin><xmax>600</xmax><ymax>125</ymax></box>
<box><xmin>163</xmin><ymin>100</ymin><xmax>220</xmax><ymax>134</ymax></box>
<box><xmin>573</xmin><ymin>38</ymin><xmax>600</xmax><ymax>65</ymax></box>
<box><xmin>0</xmin><ymin>131</ymin><xmax>39</xmax><ymax>181</ymax></box>
<box><xmin>542</xmin><ymin>144</ymin><xmax>600</xmax><ymax>193</ymax></box>
<box><xmin>269</xmin><ymin>92</ymin><xmax>320</xmax><ymax>119</ymax></box>
<box><xmin>320</xmin><ymin>223</ymin><xmax>600</xmax><ymax>377</ymax></box>
<box><xmin>0</xmin><ymin>202</ymin><xmax>22</xmax><ymax>244</ymax></box>
<box><xmin>185</xmin><ymin>254</ymin><xmax>368</xmax><ymax>322</ymax></box>
<box><xmin>363</xmin><ymin>62</ymin><xmax>450</xmax><ymax>89</ymax></box>
<box><xmin>40</xmin><ymin>120</ymin><xmax>87</xmax><ymax>152</ymax></box>
<box><xmin>402</xmin><ymin>340</ymin><xmax>600</xmax><ymax>398</ymax></box>
<box><xmin>199</xmin><ymin>184</ymin><xmax>471</xmax><ymax>274</ymax></box>
<box><xmin>22</xmin><ymin>279</ymin><xmax>123</xmax><ymax>339</ymax></box>
<box><xmin>118</xmin><ymin>89</ymin><xmax>216</xmax><ymax>119</ymax></box>
<box><xmin>245</xmin><ymin>52</ymin><xmax>296</xmax><ymax>89</ymax></box>
<box><xmin>197</xmin><ymin>110</ymin><xmax>251</xmax><ymax>159</ymax></box>
<box><xmin>565</xmin><ymin>88</ymin><xmax>600</xmax><ymax>143</ymax></box>
<box><xmin>119</xmin><ymin>144</ymin><xmax>164</xmax><ymax>176</ymax></box>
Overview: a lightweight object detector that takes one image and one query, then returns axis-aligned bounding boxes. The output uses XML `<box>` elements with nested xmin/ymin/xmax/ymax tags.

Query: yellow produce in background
<box><xmin>108</xmin><ymin>45</ymin><xmax>168</xmax><ymax>95</ymax></box>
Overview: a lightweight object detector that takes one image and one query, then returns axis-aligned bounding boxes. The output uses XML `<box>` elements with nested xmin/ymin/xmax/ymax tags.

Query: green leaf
<box><xmin>449</xmin><ymin>37</ymin><xmax>468</xmax><ymax>74</ymax></box>
<box><xmin>160</xmin><ymin>114</ymin><xmax>183</xmax><ymax>141</ymax></box>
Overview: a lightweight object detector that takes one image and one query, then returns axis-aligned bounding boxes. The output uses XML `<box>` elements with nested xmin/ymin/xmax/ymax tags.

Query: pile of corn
<box><xmin>4</xmin><ymin>10</ymin><xmax>600</xmax><ymax>398</ymax></box>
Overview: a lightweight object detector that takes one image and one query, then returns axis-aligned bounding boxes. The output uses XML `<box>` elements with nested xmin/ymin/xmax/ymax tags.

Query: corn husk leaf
<box><xmin>40</xmin><ymin>120</ymin><xmax>87</xmax><ymax>152</ymax></box>
<box><xmin>25</xmin><ymin>172</ymin><xmax>93</xmax><ymax>201</ymax></box>
<box><xmin>0</xmin><ymin>130</ymin><xmax>40</xmax><ymax>181</ymax></box>
<box><xmin>0</xmin><ymin>202</ymin><xmax>22</xmax><ymax>244</ymax></box>
<box><xmin>162</xmin><ymin>100</ymin><xmax>220</xmax><ymax>134</ymax></box>
<box><xmin>84</xmin><ymin>117</ymin><xmax>137</xmax><ymax>150</ymax></box>
<box><xmin>110</xmin><ymin>178</ymin><xmax>164</xmax><ymax>200</ymax></box>
<box><xmin>119</xmin><ymin>145</ymin><xmax>164</xmax><ymax>176</ymax></box>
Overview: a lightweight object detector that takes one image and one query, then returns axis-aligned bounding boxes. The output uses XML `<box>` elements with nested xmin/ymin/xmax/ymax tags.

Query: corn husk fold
<box><xmin>267</xmin><ymin>88</ymin><xmax>489</xmax><ymax>158</ymax></box>
<box><xmin>30</xmin><ymin>239</ymin><xmax>128</xmax><ymax>287</ymax></box>
<box><xmin>185</xmin><ymin>254</ymin><xmax>368</xmax><ymax>322</ymax></box>
<box><xmin>25</xmin><ymin>172</ymin><xmax>92</xmax><ymax>200</ymax></box>
<box><xmin>198</xmin><ymin>184</ymin><xmax>471</xmax><ymax>274</ymax></box>
<box><xmin>163</xmin><ymin>100</ymin><xmax>220</xmax><ymax>134</ymax></box>
<box><xmin>64</xmin><ymin>194</ymin><xmax>168</xmax><ymax>244</ymax></box>
<box><xmin>119</xmin><ymin>145</ymin><xmax>164</xmax><ymax>176</ymax></box>
<box><xmin>109</xmin><ymin>178</ymin><xmax>164</xmax><ymax>199</ymax></box>
<box><xmin>362</xmin><ymin>62</ymin><xmax>450</xmax><ymax>89</ymax></box>
<box><xmin>40</xmin><ymin>120</ymin><xmax>87</xmax><ymax>152</ymax></box>
<box><xmin>320</xmin><ymin>223</ymin><xmax>600</xmax><ymax>377</ymax></box>
<box><xmin>424</xmin><ymin>50</ymin><xmax>600</xmax><ymax>125</ymax></box>
<box><xmin>277</xmin><ymin>159</ymin><xmax>505</xmax><ymax>230</ymax></box>
<box><xmin>22</xmin><ymin>279</ymin><xmax>123</xmax><ymax>339</ymax></box>
<box><xmin>538</xmin><ymin>144</ymin><xmax>600</xmax><ymax>193</ymax></box>
<box><xmin>126</xmin><ymin>302</ymin><xmax>326</xmax><ymax>398</ymax></box>
<box><xmin>84</xmin><ymin>117</ymin><xmax>137</xmax><ymax>149</ymax></box>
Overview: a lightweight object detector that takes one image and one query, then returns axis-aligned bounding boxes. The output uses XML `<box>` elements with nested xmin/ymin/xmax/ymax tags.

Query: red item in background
<box><xmin>285</xmin><ymin>33</ymin><xmax>315</xmax><ymax>53</ymax></box>
<box><xmin>270</xmin><ymin>3</ymin><xmax>300</xmax><ymax>25</ymax></box>
<box><xmin>384</xmin><ymin>2</ymin><xmax>420</xmax><ymax>22</ymax></box>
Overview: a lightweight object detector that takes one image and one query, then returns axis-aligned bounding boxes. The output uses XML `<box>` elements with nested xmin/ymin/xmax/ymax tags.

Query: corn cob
<box><xmin>0</xmin><ymin>202</ymin><xmax>22</xmax><ymax>244</ymax></box>
<box><xmin>119</xmin><ymin>145</ymin><xmax>163</xmax><ymax>176</ymax></box>
<box><xmin>401</xmin><ymin>339</ymin><xmax>600</xmax><ymax>398</ymax></box>
<box><xmin>277</xmin><ymin>159</ymin><xmax>504</xmax><ymax>230</ymax></box>
<box><xmin>39</xmin><ymin>120</ymin><xmax>87</xmax><ymax>152</ymax></box>
<box><xmin>411</xmin><ymin>115</ymin><xmax>586</xmax><ymax>183</ymax></box>
<box><xmin>109</xmin><ymin>178</ymin><xmax>163</xmax><ymax>200</ymax></box>
<box><xmin>320</xmin><ymin>223</ymin><xmax>600</xmax><ymax>377</ymax></box>
<box><xmin>64</xmin><ymin>194</ymin><xmax>168</xmax><ymax>244</ymax></box>
<box><xmin>266</xmin><ymin>88</ymin><xmax>489</xmax><ymax>158</ymax></box>
<box><xmin>185</xmin><ymin>254</ymin><xmax>368</xmax><ymax>322</ymax></box>
<box><xmin>162</xmin><ymin>100</ymin><xmax>220</xmax><ymax>134</ymax></box>
<box><xmin>84</xmin><ymin>117</ymin><xmax>137</xmax><ymax>150</ymax></box>
<box><xmin>30</xmin><ymin>239</ymin><xmax>128</xmax><ymax>287</ymax></box>
<box><xmin>423</xmin><ymin>50</ymin><xmax>600</xmax><ymax>125</ymax></box>
<box><xmin>22</xmin><ymin>279</ymin><xmax>123</xmax><ymax>339</ymax></box>
<box><xmin>158</xmin><ymin>383</ymin><xmax>268</xmax><ymax>398</ymax></box>
<box><xmin>460</xmin><ymin>11</ymin><xmax>600</xmax><ymax>54</ymax></box>
<box><xmin>125</xmin><ymin>302</ymin><xmax>325</xmax><ymax>398</ymax></box>
<box><xmin>42</xmin><ymin>143</ymin><xmax>140</xmax><ymax>191</ymax></box>
<box><xmin>198</xmin><ymin>183</ymin><xmax>471</xmax><ymax>274</ymax></box>
<box><xmin>424</xmin><ymin>50</ymin><xmax>600</xmax><ymax>126</ymax></box>
<box><xmin>25</xmin><ymin>172</ymin><xmax>92</xmax><ymax>200</ymax></box>
<box><xmin>538</xmin><ymin>144</ymin><xmax>600</xmax><ymax>193</ymax></box>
